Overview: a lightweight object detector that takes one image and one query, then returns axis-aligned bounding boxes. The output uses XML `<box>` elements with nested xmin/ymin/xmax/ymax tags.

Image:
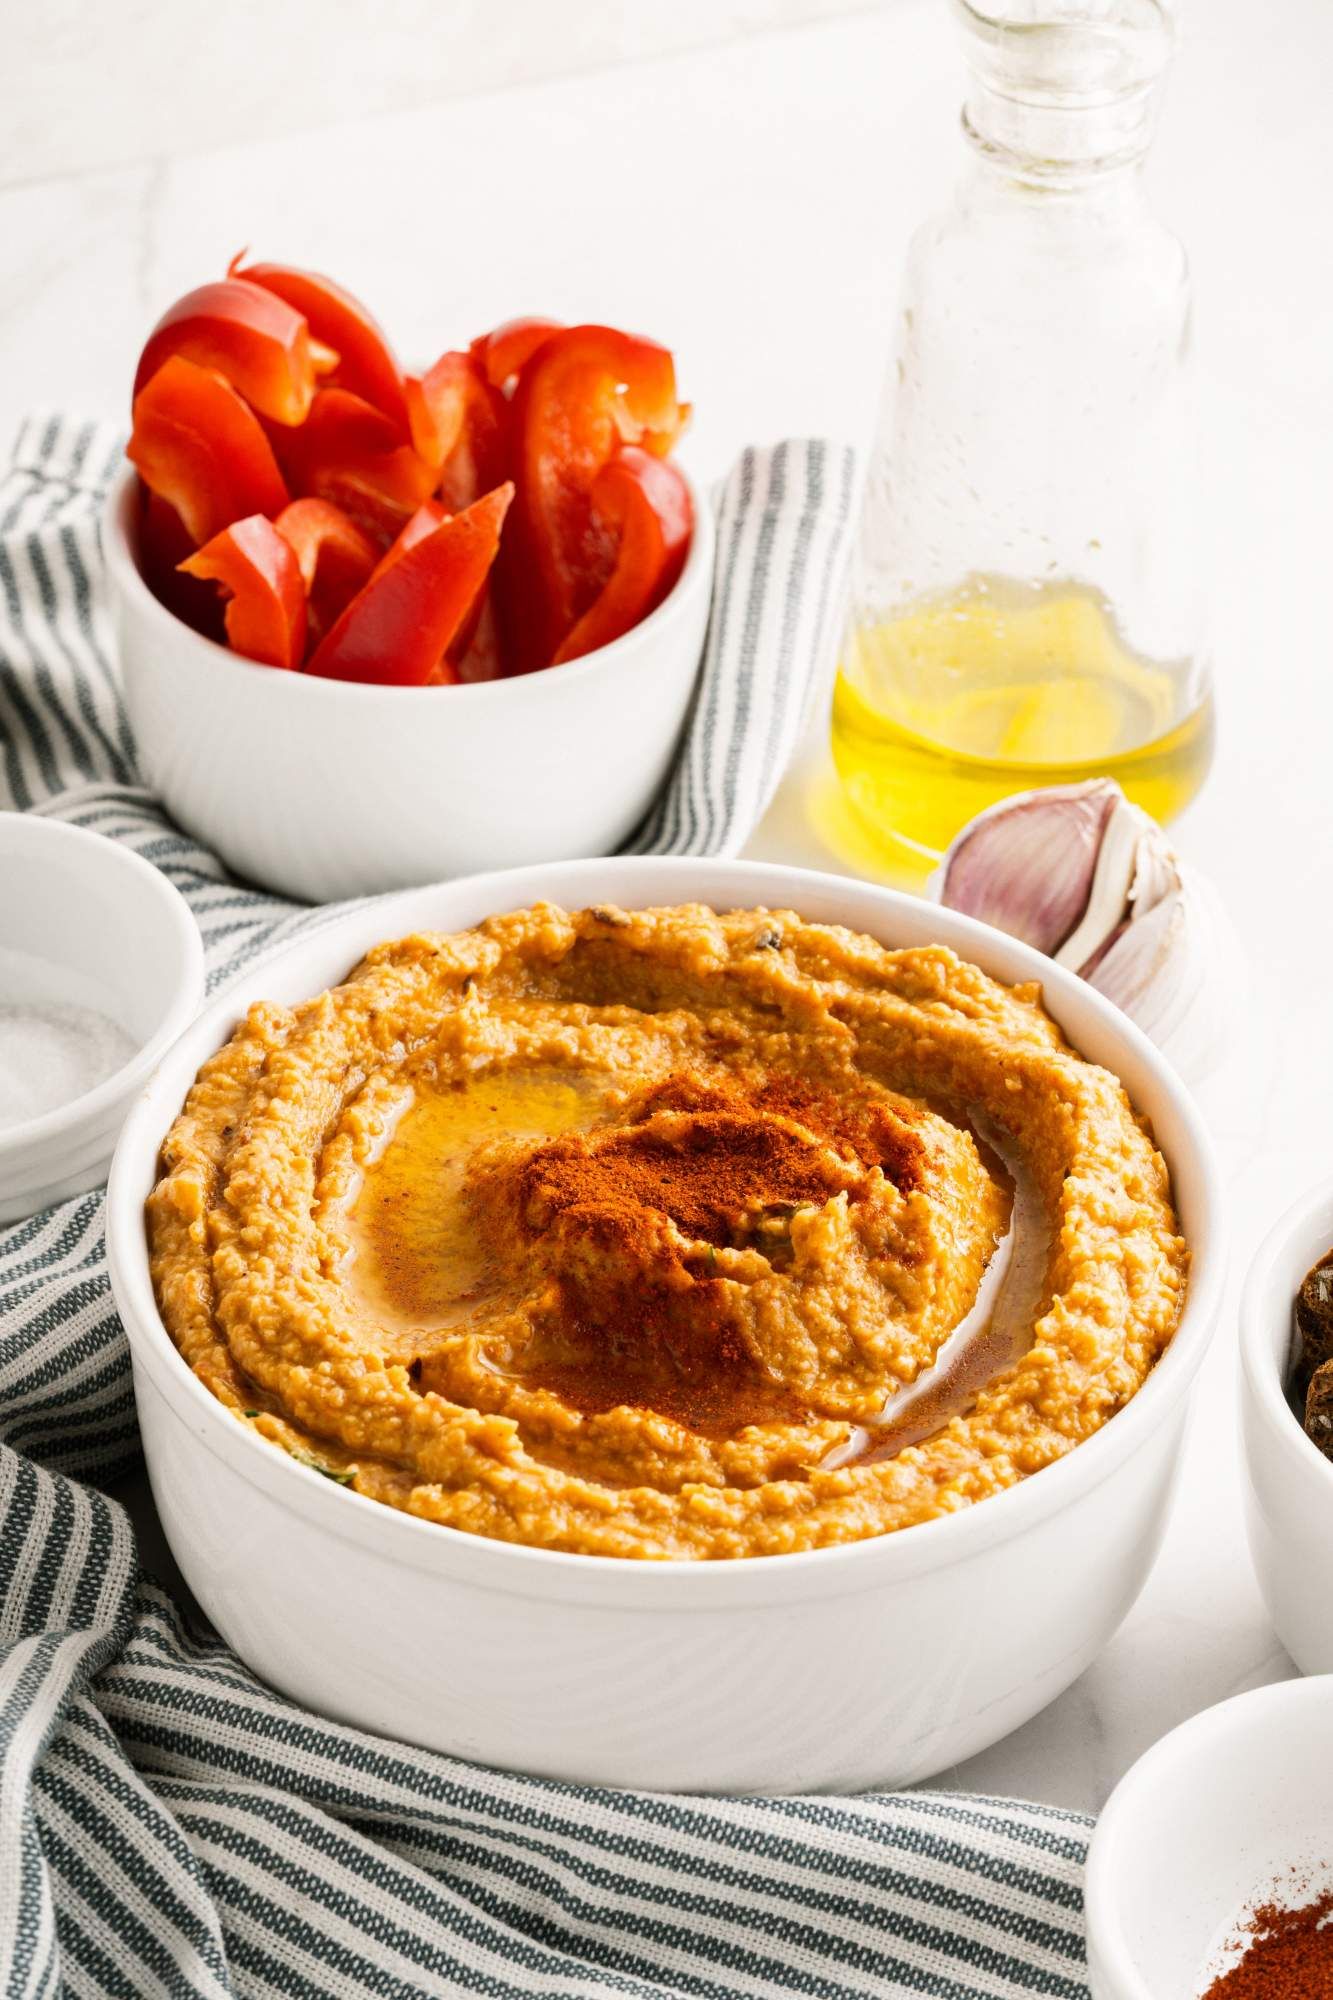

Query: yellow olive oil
<box><xmin>831</xmin><ymin>578</ymin><xmax>1213</xmax><ymax>876</ymax></box>
<box><xmin>345</xmin><ymin>1066</ymin><xmax>609</xmax><ymax>1337</ymax></box>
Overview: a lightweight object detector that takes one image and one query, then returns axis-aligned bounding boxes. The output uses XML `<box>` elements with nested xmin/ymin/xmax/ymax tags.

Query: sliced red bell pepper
<box><xmin>272</xmin><ymin>387</ymin><xmax>435</xmax><ymax>546</ymax></box>
<box><xmin>404</xmin><ymin>352</ymin><xmax>509</xmax><ymax>510</ymax></box>
<box><xmin>375</xmin><ymin>496</ymin><xmax>499</xmax><ymax>678</ymax></box>
<box><xmin>127</xmin><ymin>356</ymin><xmax>290</xmax><ymax>547</ymax></box>
<box><xmin>132</xmin><ymin>279</ymin><xmax>335</xmax><ymax>427</ymax></box>
<box><xmin>470</xmin><ymin>317</ymin><xmax>563</xmax><ymax>393</ymax></box>
<box><xmin>361</xmin><ymin>493</ymin><xmax>477</xmax><ymax>684</ymax></box>
<box><xmin>232</xmin><ymin>256</ymin><xmax>411</xmax><ymax>440</ymax></box>
<box><xmin>454</xmin><ymin>597</ymin><xmax>504</xmax><ymax>682</ymax></box>
<box><xmin>552</xmin><ymin>449</ymin><xmax>692</xmax><ymax>665</ymax></box>
<box><xmin>305</xmin><ymin>483</ymin><xmax>513</xmax><ymax>686</ymax></box>
<box><xmin>636</xmin><ymin>402</ymin><xmax>693</xmax><ymax>458</ymax></box>
<box><xmin>179</xmin><ymin>514</ymin><xmax>307</xmax><ymax>670</ymax></box>
<box><xmin>273</xmin><ymin>498</ymin><xmax>379</xmax><ymax>649</ymax></box>
<box><xmin>136</xmin><ymin>488</ymin><xmax>227</xmax><ymax>641</ymax></box>
<box><xmin>372</xmin><ymin>497</ymin><xmax>449</xmax><ymax>568</ymax></box>
<box><xmin>506</xmin><ymin>326</ymin><xmax>685</xmax><ymax>671</ymax></box>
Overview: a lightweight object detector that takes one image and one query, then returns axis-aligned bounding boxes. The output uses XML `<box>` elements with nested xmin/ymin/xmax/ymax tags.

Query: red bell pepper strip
<box><xmin>552</xmin><ymin>449</ymin><xmax>693</xmax><ymax>665</ymax></box>
<box><xmin>272</xmin><ymin>387</ymin><xmax>435</xmax><ymax>546</ymax></box>
<box><xmin>178</xmin><ymin>514</ymin><xmax>307</xmax><ymax>670</ymax></box>
<box><xmin>394</xmin><ymin>386</ymin><xmax>511</xmax><ymax>671</ymax></box>
<box><xmin>636</xmin><ymin>401</ymin><xmax>693</xmax><ymax>458</ymax></box>
<box><xmin>470</xmin><ymin>317</ymin><xmax>563</xmax><ymax>394</ymax></box>
<box><xmin>273</xmin><ymin>498</ymin><xmax>379</xmax><ymax>649</ymax></box>
<box><xmin>370</xmin><ymin>497</ymin><xmax>449</xmax><ymax>569</ymax></box>
<box><xmin>132</xmin><ymin>279</ymin><xmax>336</xmax><ymax>427</ymax></box>
<box><xmin>136</xmin><ymin>488</ymin><xmax>226</xmax><ymax>641</ymax></box>
<box><xmin>377</xmin><ymin>497</ymin><xmax>499</xmax><ymax>678</ymax></box>
<box><xmin>404</xmin><ymin>352</ymin><xmax>509</xmax><ymax>510</ymax></box>
<box><xmin>506</xmin><ymin>326</ymin><xmax>684</xmax><ymax>671</ymax></box>
<box><xmin>305</xmin><ymin>483</ymin><xmax>513</xmax><ymax>686</ymax></box>
<box><xmin>127</xmin><ymin>356</ymin><xmax>290</xmax><ymax>547</ymax></box>
<box><xmin>453</xmin><ymin>603</ymin><xmax>503</xmax><ymax>682</ymax></box>
<box><xmin>232</xmin><ymin>256</ymin><xmax>412</xmax><ymax>440</ymax></box>
<box><xmin>390</xmin><ymin>505</ymin><xmax>470</xmax><ymax>686</ymax></box>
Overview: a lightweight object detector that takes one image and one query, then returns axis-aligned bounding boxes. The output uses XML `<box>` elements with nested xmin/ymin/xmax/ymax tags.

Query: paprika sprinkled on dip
<box><xmin>146</xmin><ymin>901</ymin><xmax>1186</xmax><ymax>1559</ymax></box>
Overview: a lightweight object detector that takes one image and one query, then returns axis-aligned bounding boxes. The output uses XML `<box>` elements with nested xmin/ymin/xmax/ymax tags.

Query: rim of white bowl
<box><xmin>1239</xmin><ymin>1175</ymin><xmax>1333</xmax><ymax>1493</ymax></box>
<box><xmin>0</xmin><ymin>812</ymin><xmax>206</xmax><ymax>1162</ymax></box>
<box><xmin>102</xmin><ymin>461</ymin><xmax>714</xmax><ymax>701</ymax></box>
<box><xmin>1084</xmin><ymin>1676</ymin><xmax>1330</xmax><ymax>2000</ymax></box>
<box><xmin>106</xmin><ymin>855</ymin><xmax>1224</xmax><ymax>1593</ymax></box>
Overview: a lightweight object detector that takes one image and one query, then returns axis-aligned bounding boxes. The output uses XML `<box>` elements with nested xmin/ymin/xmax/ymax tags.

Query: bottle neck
<box><xmin>962</xmin><ymin>75</ymin><xmax>1161</xmax><ymax>188</ymax></box>
<box><xmin>953</xmin><ymin>0</ymin><xmax>1174</xmax><ymax>193</ymax></box>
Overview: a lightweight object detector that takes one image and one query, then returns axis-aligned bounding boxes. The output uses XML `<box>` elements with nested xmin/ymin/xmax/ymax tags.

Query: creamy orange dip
<box><xmin>147</xmin><ymin>902</ymin><xmax>1187</xmax><ymax>1559</ymax></box>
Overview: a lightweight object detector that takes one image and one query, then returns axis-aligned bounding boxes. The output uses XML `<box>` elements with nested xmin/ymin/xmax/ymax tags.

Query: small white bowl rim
<box><xmin>1239</xmin><ymin>1176</ymin><xmax>1333</xmax><ymax>1494</ymax></box>
<box><xmin>0</xmin><ymin>812</ymin><xmax>205</xmax><ymax>1162</ymax></box>
<box><xmin>103</xmin><ymin>462</ymin><xmax>715</xmax><ymax>703</ymax></box>
<box><xmin>1084</xmin><ymin>1675</ymin><xmax>1329</xmax><ymax>2000</ymax></box>
<box><xmin>107</xmin><ymin>855</ymin><xmax>1223</xmax><ymax>1595</ymax></box>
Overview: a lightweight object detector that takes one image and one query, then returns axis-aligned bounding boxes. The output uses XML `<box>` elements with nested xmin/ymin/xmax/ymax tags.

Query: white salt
<box><xmin>0</xmin><ymin>1000</ymin><xmax>137</xmax><ymax>1130</ymax></box>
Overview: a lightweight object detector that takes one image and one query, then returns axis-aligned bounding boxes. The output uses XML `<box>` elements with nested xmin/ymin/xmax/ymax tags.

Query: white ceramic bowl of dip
<box><xmin>106</xmin><ymin>856</ymin><xmax>1222</xmax><ymax>1793</ymax></box>
<box><xmin>1085</xmin><ymin>1677</ymin><xmax>1332</xmax><ymax>2000</ymax></box>
<box><xmin>1239</xmin><ymin>1178</ymin><xmax>1333</xmax><ymax>1674</ymax></box>
<box><xmin>0</xmin><ymin>811</ymin><xmax>204</xmax><ymax>1221</ymax></box>
<box><xmin>102</xmin><ymin>465</ymin><xmax>715</xmax><ymax>904</ymax></box>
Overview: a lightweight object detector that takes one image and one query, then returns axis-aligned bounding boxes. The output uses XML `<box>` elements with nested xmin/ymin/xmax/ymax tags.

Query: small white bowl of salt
<box><xmin>0</xmin><ymin>811</ymin><xmax>204</xmax><ymax>1221</ymax></box>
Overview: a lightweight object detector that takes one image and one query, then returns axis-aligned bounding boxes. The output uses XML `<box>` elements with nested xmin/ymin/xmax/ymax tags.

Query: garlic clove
<box><xmin>1054</xmin><ymin>796</ymin><xmax>1158</xmax><ymax>974</ymax></box>
<box><xmin>1088</xmin><ymin>867</ymin><xmax>1238</xmax><ymax>1085</ymax></box>
<box><xmin>1088</xmin><ymin>886</ymin><xmax>1191</xmax><ymax>1035</ymax></box>
<box><xmin>932</xmin><ymin>778</ymin><xmax>1236</xmax><ymax>1085</ymax></box>
<box><xmin>934</xmin><ymin>778</ymin><xmax>1120</xmax><ymax>956</ymax></box>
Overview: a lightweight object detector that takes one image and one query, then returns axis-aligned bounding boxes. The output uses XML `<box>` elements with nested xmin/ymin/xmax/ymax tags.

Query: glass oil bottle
<box><xmin>834</xmin><ymin>0</ymin><xmax>1211</xmax><ymax>875</ymax></box>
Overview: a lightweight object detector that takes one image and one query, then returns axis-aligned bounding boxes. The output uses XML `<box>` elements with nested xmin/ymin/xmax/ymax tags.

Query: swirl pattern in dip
<box><xmin>147</xmin><ymin>902</ymin><xmax>1187</xmax><ymax>1559</ymax></box>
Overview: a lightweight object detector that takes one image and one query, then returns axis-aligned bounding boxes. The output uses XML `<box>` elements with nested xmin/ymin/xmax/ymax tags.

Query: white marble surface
<box><xmin>0</xmin><ymin>0</ymin><xmax>877</xmax><ymax>190</ymax></box>
<box><xmin>6</xmin><ymin>0</ymin><xmax>1333</xmax><ymax>1817</ymax></box>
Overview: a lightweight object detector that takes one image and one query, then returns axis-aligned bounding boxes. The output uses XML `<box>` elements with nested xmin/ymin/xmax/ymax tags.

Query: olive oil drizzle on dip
<box><xmin>344</xmin><ymin>1066</ymin><xmax>612</xmax><ymax>1340</ymax></box>
<box><xmin>824</xmin><ymin>1126</ymin><xmax>1052</xmax><ymax>1469</ymax></box>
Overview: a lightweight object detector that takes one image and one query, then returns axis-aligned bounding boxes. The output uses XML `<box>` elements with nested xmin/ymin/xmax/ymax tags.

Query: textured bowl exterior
<box><xmin>103</xmin><ymin>467</ymin><xmax>714</xmax><ymax>903</ymax></box>
<box><xmin>107</xmin><ymin>857</ymin><xmax>1223</xmax><ymax>1792</ymax></box>
<box><xmin>1239</xmin><ymin>1179</ymin><xmax>1333</xmax><ymax>1674</ymax></box>
<box><xmin>0</xmin><ymin>813</ymin><xmax>204</xmax><ymax>1222</ymax></box>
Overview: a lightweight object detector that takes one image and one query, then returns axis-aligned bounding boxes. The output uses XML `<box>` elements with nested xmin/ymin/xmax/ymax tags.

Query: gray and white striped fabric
<box><xmin>0</xmin><ymin>414</ymin><xmax>1095</xmax><ymax>2000</ymax></box>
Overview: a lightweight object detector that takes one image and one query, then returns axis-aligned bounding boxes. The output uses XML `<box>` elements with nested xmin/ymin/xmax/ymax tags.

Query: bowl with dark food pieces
<box><xmin>104</xmin><ymin>262</ymin><xmax>712</xmax><ymax>902</ymax></box>
<box><xmin>1240</xmin><ymin>1178</ymin><xmax>1333</xmax><ymax>1674</ymax></box>
<box><xmin>107</xmin><ymin>855</ymin><xmax>1222</xmax><ymax>1792</ymax></box>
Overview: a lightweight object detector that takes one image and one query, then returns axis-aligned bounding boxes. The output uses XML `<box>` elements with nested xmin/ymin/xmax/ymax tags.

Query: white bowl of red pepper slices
<box><xmin>103</xmin><ymin>264</ymin><xmax>713</xmax><ymax>903</ymax></box>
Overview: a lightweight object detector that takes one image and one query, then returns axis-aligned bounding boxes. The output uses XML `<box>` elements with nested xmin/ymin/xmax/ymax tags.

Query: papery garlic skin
<box><xmin>932</xmin><ymin>780</ymin><xmax>1235</xmax><ymax>1084</ymax></box>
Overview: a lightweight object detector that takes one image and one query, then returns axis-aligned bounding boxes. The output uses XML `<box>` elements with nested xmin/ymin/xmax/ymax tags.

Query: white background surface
<box><xmin>3</xmin><ymin>0</ymin><xmax>1332</xmax><ymax>1814</ymax></box>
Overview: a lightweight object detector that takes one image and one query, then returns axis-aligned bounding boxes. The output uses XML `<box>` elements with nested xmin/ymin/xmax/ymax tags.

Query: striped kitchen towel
<box><xmin>0</xmin><ymin>414</ymin><xmax>1094</xmax><ymax>2000</ymax></box>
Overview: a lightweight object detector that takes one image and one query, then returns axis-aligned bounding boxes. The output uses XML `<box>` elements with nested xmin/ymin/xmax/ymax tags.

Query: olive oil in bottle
<box><xmin>832</xmin><ymin>577</ymin><xmax>1213</xmax><ymax>872</ymax></box>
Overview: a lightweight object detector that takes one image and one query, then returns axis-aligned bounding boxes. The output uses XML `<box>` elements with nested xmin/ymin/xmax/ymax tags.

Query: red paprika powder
<box><xmin>1199</xmin><ymin>1884</ymin><xmax>1333</xmax><ymax>1997</ymax></box>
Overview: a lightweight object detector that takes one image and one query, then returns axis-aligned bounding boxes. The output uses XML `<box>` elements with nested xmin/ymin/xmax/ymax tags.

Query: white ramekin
<box><xmin>1239</xmin><ymin>1177</ymin><xmax>1333</xmax><ymax>1673</ymax></box>
<box><xmin>106</xmin><ymin>856</ymin><xmax>1223</xmax><ymax>1793</ymax></box>
<box><xmin>1085</xmin><ymin>1677</ymin><xmax>1331</xmax><ymax>2000</ymax></box>
<box><xmin>102</xmin><ymin>466</ymin><xmax>715</xmax><ymax>904</ymax></box>
<box><xmin>0</xmin><ymin>810</ymin><xmax>204</xmax><ymax>1222</ymax></box>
